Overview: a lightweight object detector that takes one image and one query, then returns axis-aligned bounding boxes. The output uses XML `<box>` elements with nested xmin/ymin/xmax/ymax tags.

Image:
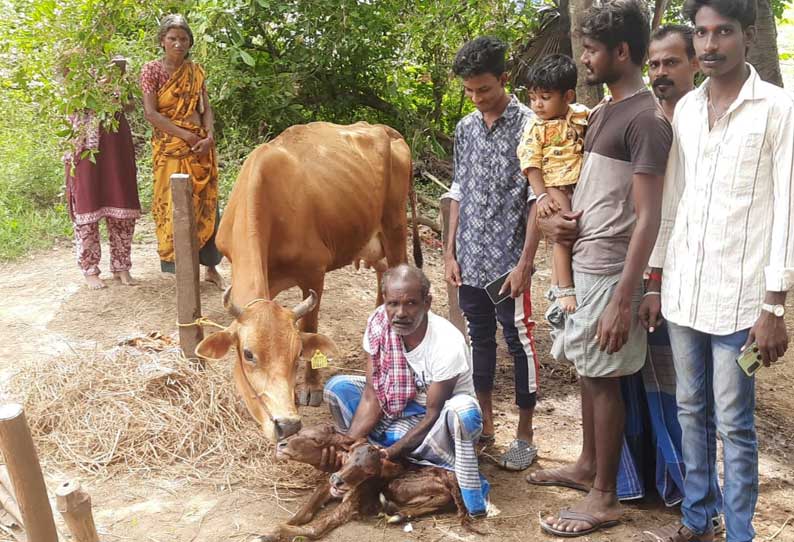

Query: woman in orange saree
<box><xmin>141</xmin><ymin>14</ymin><xmax>222</xmax><ymax>286</ymax></box>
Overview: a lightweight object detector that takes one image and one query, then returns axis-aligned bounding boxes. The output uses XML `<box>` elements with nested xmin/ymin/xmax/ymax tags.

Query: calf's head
<box><xmin>275</xmin><ymin>423</ymin><xmax>353</xmax><ymax>466</ymax></box>
<box><xmin>328</xmin><ymin>442</ymin><xmax>402</xmax><ymax>498</ymax></box>
<box><xmin>195</xmin><ymin>288</ymin><xmax>337</xmax><ymax>442</ymax></box>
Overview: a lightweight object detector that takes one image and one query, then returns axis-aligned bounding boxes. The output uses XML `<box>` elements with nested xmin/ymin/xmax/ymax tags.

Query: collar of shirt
<box><xmin>534</xmin><ymin>103</ymin><xmax>589</xmax><ymax>127</ymax></box>
<box><xmin>473</xmin><ymin>94</ymin><xmax>522</xmax><ymax>130</ymax></box>
<box><xmin>693</xmin><ymin>63</ymin><xmax>766</xmax><ymax>116</ymax></box>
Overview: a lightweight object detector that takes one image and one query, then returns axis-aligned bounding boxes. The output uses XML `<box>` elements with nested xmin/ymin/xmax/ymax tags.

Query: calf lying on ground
<box><xmin>255</xmin><ymin>424</ymin><xmax>466</xmax><ymax>541</ymax></box>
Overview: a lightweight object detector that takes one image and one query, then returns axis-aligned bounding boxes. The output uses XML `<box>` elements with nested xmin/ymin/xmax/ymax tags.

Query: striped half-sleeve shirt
<box><xmin>649</xmin><ymin>65</ymin><xmax>794</xmax><ymax>335</ymax></box>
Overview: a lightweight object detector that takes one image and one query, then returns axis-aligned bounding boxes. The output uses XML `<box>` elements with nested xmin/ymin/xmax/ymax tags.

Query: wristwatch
<box><xmin>761</xmin><ymin>303</ymin><xmax>786</xmax><ymax>317</ymax></box>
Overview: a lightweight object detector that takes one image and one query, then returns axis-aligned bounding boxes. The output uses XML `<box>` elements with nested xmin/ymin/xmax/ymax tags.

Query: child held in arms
<box><xmin>517</xmin><ymin>54</ymin><xmax>588</xmax><ymax>312</ymax></box>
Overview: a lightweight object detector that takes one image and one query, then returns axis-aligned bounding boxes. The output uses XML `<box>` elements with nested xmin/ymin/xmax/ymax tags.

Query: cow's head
<box><xmin>195</xmin><ymin>288</ymin><xmax>337</xmax><ymax>442</ymax></box>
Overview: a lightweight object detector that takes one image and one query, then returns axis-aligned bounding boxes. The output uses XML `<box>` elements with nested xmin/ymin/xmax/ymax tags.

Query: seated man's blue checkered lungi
<box><xmin>324</xmin><ymin>374</ymin><xmax>490</xmax><ymax>515</ymax></box>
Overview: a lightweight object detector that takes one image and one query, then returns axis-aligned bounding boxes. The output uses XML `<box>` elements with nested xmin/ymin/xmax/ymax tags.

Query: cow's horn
<box><xmin>223</xmin><ymin>286</ymin><xmax>243</xmax><ymax>318</ymax></box>
<box><xmin>292</xmin><ymin>290</ymin><xmax>318</xmax><ymax>321</ymax></box>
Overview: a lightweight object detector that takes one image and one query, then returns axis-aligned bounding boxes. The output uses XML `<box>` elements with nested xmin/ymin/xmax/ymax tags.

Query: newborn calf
<box><xmin>381</xmin><ymin>465</ymin><xmax>465</xmax><ymax>524</ymax></box>
<box><xmin>260</xmin><ymin>438</ymin><xmax>401</xmax><ymax>541</ymax></box>
<box><xmin>258</xmin><ymin>425</ymin><xmax>467</xmax><ymax>541</ymax></box>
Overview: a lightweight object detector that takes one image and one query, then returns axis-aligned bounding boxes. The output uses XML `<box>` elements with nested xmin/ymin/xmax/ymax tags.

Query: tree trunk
<box><xmin>653</xmin><ymin>0</ymin><xmax>670</xmax><ymax>29</ymax></box>
<box><xmin>748</xmin><ymin>0</ymin><xmax>784</xmax><ymax>87</ymax></box>
<box><xmin>569</xmin><ymin>0</ymin><xmax>603</xmax><ymax>106</ymax></box>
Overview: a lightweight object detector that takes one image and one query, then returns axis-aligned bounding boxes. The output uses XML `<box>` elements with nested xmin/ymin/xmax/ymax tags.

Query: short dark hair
<box><xmin>452</xmin><ymin>36</ymin><xmax>508</xmax><ymax>78</ymax></box>
<box><xmin>682</xmin><ymin>0</ymin><xmax>756</xmax><ymax>29</ymax></box>
<box><xmin>651</xmin><ymin>24</ymin><xmax>696</xmax><ymax>59</ymax></box>
<box><xmin>580</xmin><ymin>0</ymin><xmax>651</xmax><ymax>66</ymax></box>
<box><xmin>527</xmin><ymin>54</ymin><xmax>578</xmax><ymax>93</ymax></box>
<box><xmin>382</xmin><ymin>264</ymin><xmax>431</xmax><ymax>300</ymax></box>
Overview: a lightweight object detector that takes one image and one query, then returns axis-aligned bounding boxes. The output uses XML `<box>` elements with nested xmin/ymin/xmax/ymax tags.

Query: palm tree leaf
<box><xmin>510</xmin><ymin>0</ymin><xmax>571</xmax><ymax>88</ymax></box>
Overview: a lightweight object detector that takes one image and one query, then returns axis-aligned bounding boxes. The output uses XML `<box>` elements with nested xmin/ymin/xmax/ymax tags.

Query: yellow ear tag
<box><xmin>311</xmin><ymin>350</ymin><xmax>329</xmax><ymax>369</ymax></box>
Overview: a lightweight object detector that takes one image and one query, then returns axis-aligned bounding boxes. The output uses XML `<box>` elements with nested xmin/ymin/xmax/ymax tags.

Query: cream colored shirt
<box><xmin>649</xmin><ymin>65</ymin><xmax>794</xmax><ymax>335</ymax></box>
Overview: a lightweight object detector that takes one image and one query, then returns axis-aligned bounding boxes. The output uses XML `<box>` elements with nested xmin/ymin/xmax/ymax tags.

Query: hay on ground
<box><xmin>10</xmin><ymin>333</ymin><xmax>319</xmax><ymax>490</ymax></box>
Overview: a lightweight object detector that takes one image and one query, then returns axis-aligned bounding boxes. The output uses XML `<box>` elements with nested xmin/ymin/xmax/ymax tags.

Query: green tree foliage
<box><xmin>0</xmin><ymin>0</ymin><xmax>541</xmax><ymax>258</ymax></box>
<box><xmin>3</xmin><ymin>0</ymin><xmax>151</xmax><ymax>139</ymax></box>
<box><xmin>189</xmin><ymin>0</ymin><xmax>538</xmax><ymax>153</ymax></box>
<box><xmin>3</xmin><ymin>0</ymin><xmax>539</xmax><ymax>155</ymax></box>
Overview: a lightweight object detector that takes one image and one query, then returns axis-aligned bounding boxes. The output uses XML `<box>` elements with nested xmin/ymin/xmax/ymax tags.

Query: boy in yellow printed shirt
<box><xmin>517</xmin><ymin>54</ymin><xmax>588</xmax><ymax>312</ymax></box>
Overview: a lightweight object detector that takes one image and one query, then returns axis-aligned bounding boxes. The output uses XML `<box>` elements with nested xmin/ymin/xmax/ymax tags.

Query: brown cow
<box><xmin>196</xmin><ymin>122</ymin><xmax>421</xmax><ymax>441</ymax></box>
<box><xmin>257</xmin><ymin>425</ymin><xmax>466</xmax><ymax>541</ymax></box>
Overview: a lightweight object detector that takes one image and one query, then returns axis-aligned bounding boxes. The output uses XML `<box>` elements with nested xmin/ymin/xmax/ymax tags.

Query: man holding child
<box><xmin>531</xmin><ymin>0</ymin><xmax>673</xmax><ymax>535</ymax></box>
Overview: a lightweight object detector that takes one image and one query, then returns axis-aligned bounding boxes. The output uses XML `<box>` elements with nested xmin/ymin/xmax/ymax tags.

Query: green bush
<box><xmin>0</xmin><ymin>93</ymin><xmax>72</xmax><ymax>260</ymax></box>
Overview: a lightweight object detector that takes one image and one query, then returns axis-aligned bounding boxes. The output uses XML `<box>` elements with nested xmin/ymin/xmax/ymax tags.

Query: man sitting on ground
<box><xmin>323</xmin><ymin>264</ymin><xmax>489</xmax><ymax>517</ymax></box>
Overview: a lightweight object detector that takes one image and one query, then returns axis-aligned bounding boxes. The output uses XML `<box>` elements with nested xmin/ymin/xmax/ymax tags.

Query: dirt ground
<box><xmin>0</xmin><ymin>217</ymin><xmax>792</xmax><ymax>542</ymax></box>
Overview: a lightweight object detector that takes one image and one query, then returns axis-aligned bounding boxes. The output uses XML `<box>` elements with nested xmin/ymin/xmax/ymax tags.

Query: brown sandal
<box><xmin>526</xmin><ymin>468</ymin><xmax>592</xmax><ymax>492</ymax></box>
<box><xmin>540</xmin><ymin>510</ymin><xmax>620</xmax><ymax>538</ymax></box>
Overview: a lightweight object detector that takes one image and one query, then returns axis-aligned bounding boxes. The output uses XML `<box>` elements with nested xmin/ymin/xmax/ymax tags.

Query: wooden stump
<box><xmin>440</xmin><ymin>196</ymin><xmax>467</xmax><ymax>338</ymax></box>
<box><xmin>0</xmin><ymin>404</ymin><xmax>58</xmax><ymax>542</ymax></box>
<box><xmin>170</xmin><ymin>173</ymin><xmax>204</xmax><ymax>363</ymax></box>
<box><xmin>55</xmin><ymin>481</ymin><xmax>99</xmax><ymax>542</ymax></box>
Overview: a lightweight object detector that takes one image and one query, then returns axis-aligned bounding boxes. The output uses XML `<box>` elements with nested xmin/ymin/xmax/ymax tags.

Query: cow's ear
<box><xmin>380</xmin><ymin>458</ymin><xmax>403</xmax><ymax>479</ymax></box>
<box><xmin>299</xmin><ymin>332</ymin><xmax>339</xmax><ymax>359</ymax></box>
<box><xmin>196</xmin><ymin>324</ymin><xmax>237</xmax><ymax>361</ymax></box>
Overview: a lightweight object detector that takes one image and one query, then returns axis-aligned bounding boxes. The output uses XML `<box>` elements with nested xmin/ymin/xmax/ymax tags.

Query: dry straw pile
<box><xmin>10</xmin><ymin>333</ymin><xmax>318</xmax><ymax>490</ymax></box>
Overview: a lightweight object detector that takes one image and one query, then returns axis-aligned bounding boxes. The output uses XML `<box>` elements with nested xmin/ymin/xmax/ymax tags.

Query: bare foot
<box><xmin>113</xmin><ymin>271</ymin><xmax>139</xmax><ymax>285</ymax></box>
<box><xmin>204</xmin><ymin>266</ymin><xmax>224</xmax><ymax>289</ymax></box>
<box><xmin>526</xmin><ymin>464</ymin><xmax>594</xmax><ymax>492</ymax></box>
<box><xmin>542</xmin><ymin>489</ymin><xmax>621</xmax><ymax>535</ymax></box>
<box><xmin>559</xmin><ymin>295</ymin><xmax>577</xmax><ymax>313</ymax></box>
<box><xmin>85</xmin><ymin>275</ymin><xmax>106</xmax><ymax>290</ymax></box>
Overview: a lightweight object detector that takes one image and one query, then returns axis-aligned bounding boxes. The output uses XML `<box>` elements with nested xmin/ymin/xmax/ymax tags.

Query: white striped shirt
<box><xmin>649</xmin><ymin>65</ymin><xmax>794</xmax><ymax>335</ymax></box>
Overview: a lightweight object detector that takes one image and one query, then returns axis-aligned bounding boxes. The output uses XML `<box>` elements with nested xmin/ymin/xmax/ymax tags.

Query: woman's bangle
<box><xmin>643</xmin><ymin>291</ymin><xmax>661</xmax><ymax>298</ymax></box>
<box><xmin>536</xmin><ymin>193</ymin><xmax>548</xmax><ymax>203</ymax></box>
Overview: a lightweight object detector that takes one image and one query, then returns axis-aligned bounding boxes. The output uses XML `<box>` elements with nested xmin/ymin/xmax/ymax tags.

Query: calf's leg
<box><xmin>287</xmin><ymin>482</ymin><xmax>333</xmax><ymax>526</ymax></box>
<box><xmin>255</xmin><ymin>485</ymin><xmax>363</xmax><ymax>542</ymax></box>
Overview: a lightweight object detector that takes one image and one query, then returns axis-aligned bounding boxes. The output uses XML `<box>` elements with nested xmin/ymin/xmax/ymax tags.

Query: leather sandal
<box><xmin>540</xmin><ymin>510</ymin><xmax>620</xmax><ymax>537</ymax></box>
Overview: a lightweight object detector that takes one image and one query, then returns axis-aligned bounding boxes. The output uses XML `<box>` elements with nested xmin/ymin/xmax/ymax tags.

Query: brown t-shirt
<box><xmin>571</xmin><ymin>89</ymin><xmax>672</xmax><ymax>275</ymax></box>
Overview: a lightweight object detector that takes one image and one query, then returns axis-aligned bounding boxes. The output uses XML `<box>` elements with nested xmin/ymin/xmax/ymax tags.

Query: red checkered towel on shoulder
<box><xmin>366</xmin><ymin>305</ymin><xmax>416</xmax><ymax>418</ymax></box>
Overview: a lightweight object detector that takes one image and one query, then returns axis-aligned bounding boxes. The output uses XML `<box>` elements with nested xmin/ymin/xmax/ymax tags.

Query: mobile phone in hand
<box><xmin>736</xmin><ymin>342</ymin><xmax>763</xmax><ymax>377</ymax></box>
<box><xmin>485</xmin><ymin>269</ymin><xmax>512</xmax><ymax>305</ymax></box>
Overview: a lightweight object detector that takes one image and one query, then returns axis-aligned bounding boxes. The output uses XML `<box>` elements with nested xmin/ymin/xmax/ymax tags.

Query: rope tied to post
<box><xmin>175</xmin><ymin>298</ymin><xmax>268</xmax><ymax>332</ymax></box>
<box><xmin>175</xmin><ymin>316</ymin><xmax>227</xmax><ymax>330</ymax></box>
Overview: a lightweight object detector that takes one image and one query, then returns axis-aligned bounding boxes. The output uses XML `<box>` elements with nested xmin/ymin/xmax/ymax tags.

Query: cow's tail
<box><xmin>409</xmin><ymin>177</ymin><xmax>424</xmax><ymax>268</ymax></box>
